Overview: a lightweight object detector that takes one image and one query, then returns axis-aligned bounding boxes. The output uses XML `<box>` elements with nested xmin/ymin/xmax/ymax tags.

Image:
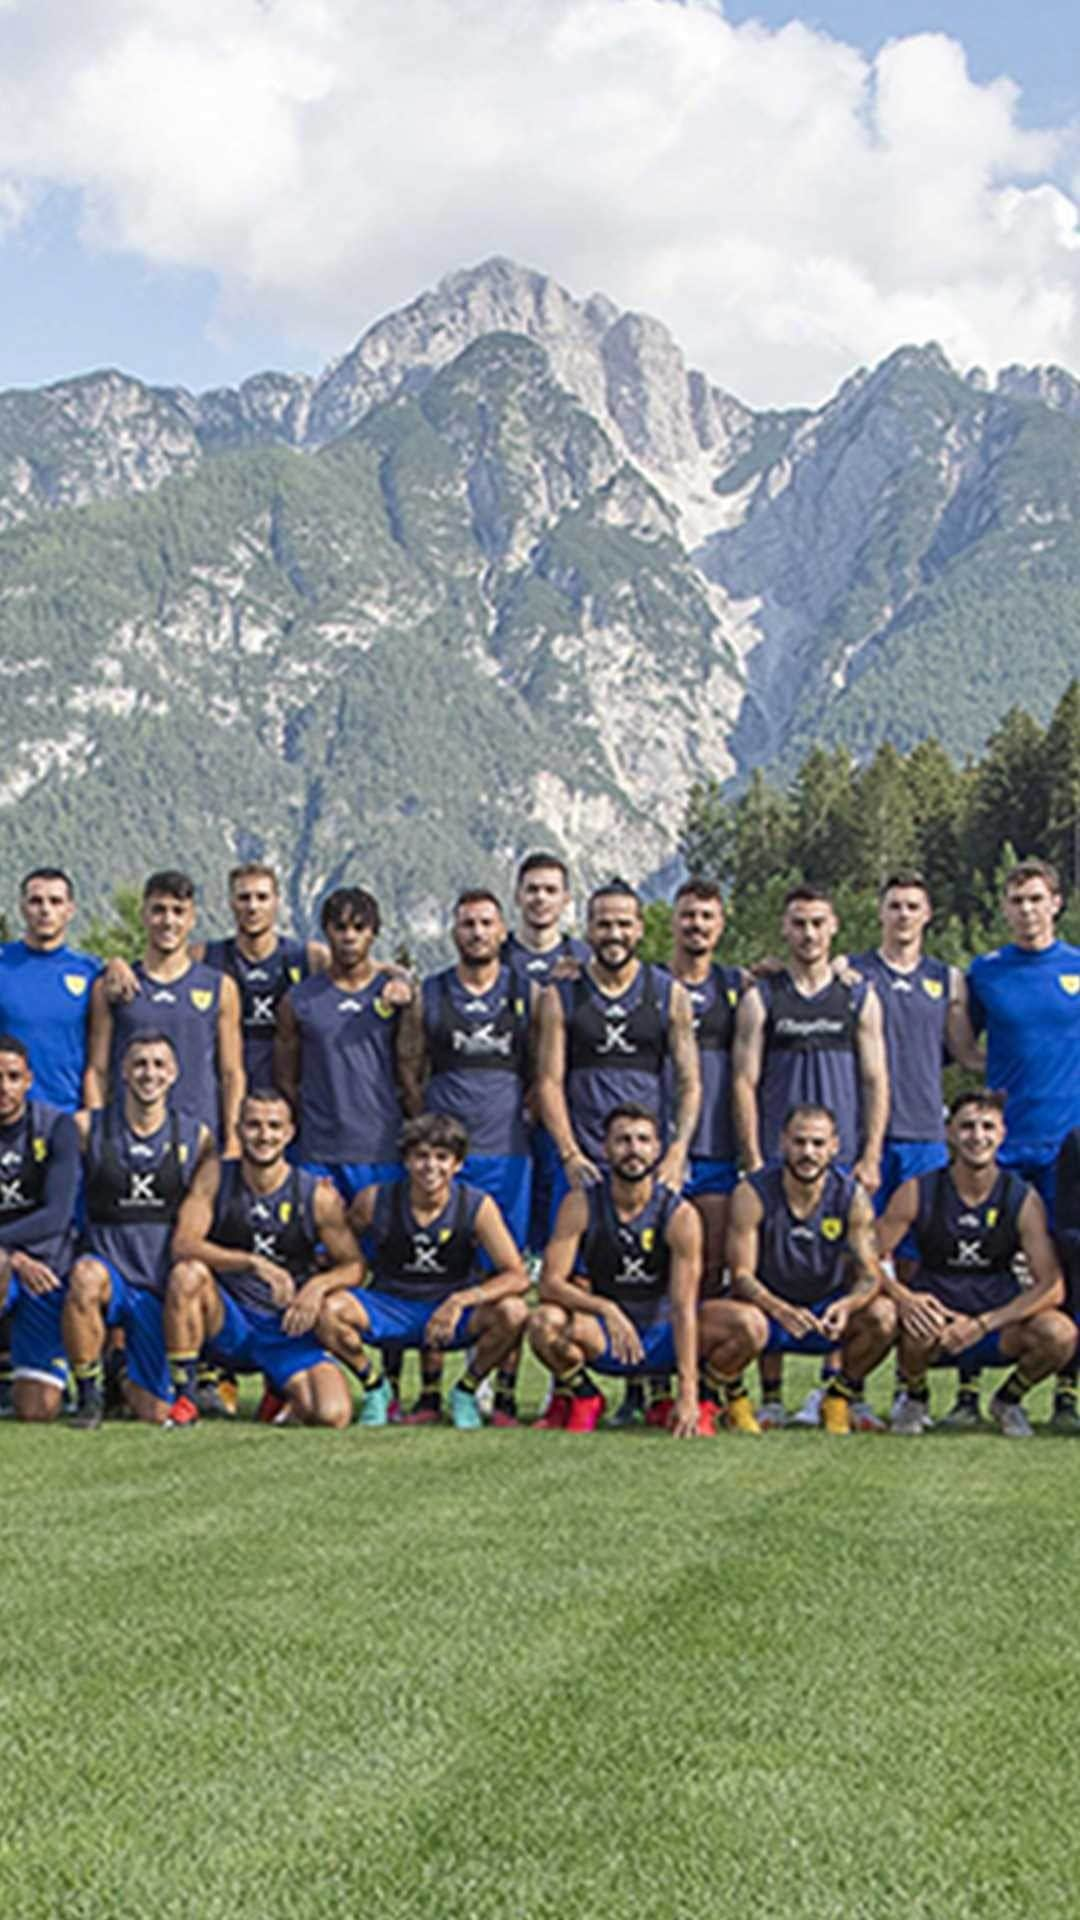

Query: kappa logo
<box><xmin>891</xmin><ymin>978</ymin><xmax>914</xmax><ymax>994</ymax></box>
<box><xmin>151</xmin><ymin>989</ymin><xmax>177</xmax><ymax>1005</ymax></box>
<box><xmin>820</xmin><ymin>1216</ymin><xmax>843</xmax><ymax>1241</ymax></box>
<box><xmin>958</xmin><ymin>1212</ymin><xmax>981</xmax><ymax>1228</ymax></box>
<box><xmin>63</xmin><ymin>973</ymin><xmax>89</xmax><ymax>998</ymax></box>
<box><xmin>790</xmin><ymin>1224</ymin><xmax>815</xmax><ymax>1242</ymax></box>
<box><xmin>250</xmin><ymin>994</ymin><xmax>275</xmax><ymax>1026</ymax></box>
<box><xmin>337</xmin><ymin>999</ymin><xmax>363</xmax><ymax>1014</ymax></box>
<box><xmin>921</xmin><ymin>978</ymin><xmax>944</xmax><ymax>1001</ymax></box>
<box><xmin>251</xmin><ymin>1201</ymin><xmax>271</xmax><ymax>1221</ymax></box>
<box><xmin>247</xmin><ymin>968</ymin><xmax>270</xmax><ymax>983</ymax></box>
<box><xmin>1060</xmin><ymin>975</ymin><xmax>1080</xmax><ymax>996</ymax></box>
<box><xmin>128</xmin><ymin>1142</ymin><xmax>155</xmax><ymax>1160</ymax></box>
<box><xmin>191</xmin><ymin>989</ymin><xmax>213</xmax><ymax>1013</ymax></box>
<box><xmin>0</xmin><ymin>1149</ymin><xmax>21</xmax><ymax>1171</ymax></box>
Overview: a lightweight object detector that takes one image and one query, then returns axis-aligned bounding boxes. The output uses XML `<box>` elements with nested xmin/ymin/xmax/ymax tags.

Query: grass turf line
<box><xmin>1</xmin><ymin>1363</ymin><xmax>1076</xmax><ymax>1919</ymax></box>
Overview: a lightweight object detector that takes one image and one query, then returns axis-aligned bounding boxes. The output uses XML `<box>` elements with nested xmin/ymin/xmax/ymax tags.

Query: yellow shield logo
<box><xmin>438</xmin><ymin>1228</ymin><xmax>452</xmax><ymax>1244</ymax></box>
<box><xmin>63</xmin><ymin>973</ymin><xmax>88</xmax><ymax>998</ymax></box>
<box><xmin>1060</xmin><ymin>975</ymin><xmax>1080</xmax><ymax>996</ymax></box>
<box><xmin>921</xmin><ymin>978</ymin><xmax>944</xmax><ymax>1001</ymax></box>
<box><xmin>821</xmin><ymin>1216</ymin><xmax>842</xmax><ymax>1241</ymax></box>
<box><xmin>641</xmin><ymin>1229</ymin><xmax>655</xmax><ymax>1253</ymax></box>
<box><xmin>278</xmin><ymin>1201</ymin><xmax>292</xmax><ymax>1223</ymax></box>
<box><xmin>32</xmin><ymin>1136</ymin><xmax>46</xmax><ymax>1162</ymax></box>
<box><xmin>727</xmin><ymin>987</ymin><xmax>738</xmax><ymax>1006</ymax></box>
<box><xmin>288</xmin><ymin>966</ymin><xmax>301</xmax><ymax>984</ymax></box>
<box><xmin>191</xmin><ymin>989</ymin><xmax>213</xmax><ymax>1012</ymax></box>
<box><xmin>374</xmin><ymin>998</ymin><xmax>394</xmax><ymax>1019</ymax></box>
<box><xmin>986</xmin><ymin>1208</ymin><xmax>998</xmax><ymax>1227</ymax></box>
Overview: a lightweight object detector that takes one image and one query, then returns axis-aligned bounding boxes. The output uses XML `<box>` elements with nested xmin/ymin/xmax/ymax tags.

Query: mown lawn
<box><xmin>2</xmin><ymin>1363</ymin><xmax>1077</xmax><ymax>1919</ymax></box>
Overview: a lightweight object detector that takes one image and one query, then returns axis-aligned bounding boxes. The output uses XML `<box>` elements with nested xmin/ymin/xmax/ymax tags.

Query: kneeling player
<box><xmin>879</xmin><ymin>1089</ymin><xmax>1072</xmax><ymax>1436</ymax></box>
<box><xmin>0</xmin><ymin>1036</ymin><xmax>80</xmax><ymax>1420</ymax></box>
<box><xmin>526</xmin><ymin>1103</ymin><xmax>703</xmax><ymax>1436</ymax></box>
<box><xmin>702</xmin><ymin>1104</ymin><xmax>895</xmax><ymax>1433</ymax></box>
<box><xmin>64</xmin><ymin>1033</ymin><xmax>214</xmax><ymax>1426</ymax></box>
<box><xmin>316</xmin><ymin>1112</ymin><xmax>529</xmax><ymax>1430</ymax></box>
<box><xmin>166</xmin><ymin>1090</ymin><xmax>359</xmax><ymax>1427</ymax></box>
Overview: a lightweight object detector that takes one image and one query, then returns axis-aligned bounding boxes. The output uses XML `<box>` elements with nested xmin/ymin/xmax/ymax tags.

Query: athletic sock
<box><xmin>706</xmin><ymin>1366</ymin><xmax>748</xmax><ymax>1404</ymax></box>
<box><xmin>647</xmin><ymin>1373</ymin><xmax>672</xmax><ymax>1404</ymax></box>
<box><xmin>73</xmin><ymin>1360</ymin><xmax>104</xmax><ymax>1410</ymax></box>
<box><xmin>1055</xmin><ymin>1371</ymin><xmax>1077</xmax><ymax>1400</ymax></box>
<box><xmin>957</xmin><ymin>1363</ymin><xmax>982</xmax><ymax>1387</ymax></box>
<box><xmin>494</xmin><ymin>1366</ymin><xmax>517</xmax><ymax>1414</ymax></box>
<box><xmin>902</xmin><ymin>1372</ymin><xmax>930</xmax><ymax>1403</ymax></box>
<box><xmin>167</xmin><ymin>1351</ymin><xmax>199</xmax><ymax>1400</ymax></box>
<box><xmin>956</xmin><ymin>1385</ymin><xmax>980</xmax><ymax>1409</ymax></box>
<box><xmin>457</xmin><ymin>1368</ymin><xmax>484</xmax><ymax>1397</ymax></box>
<box><xmin>995</xmin><ymin>1369</ymin><xmax>1033</xmax><ymax>1407</ymax></box>
<box><xmin>557</xmin><ymin>1366</ymin><xmax>597</xmax><ymax>1399</ymax></box>
<box><xmin>826</xmin><ymin>1374</ymin><xmax>859</xmax><ymax>1401</ymax></box>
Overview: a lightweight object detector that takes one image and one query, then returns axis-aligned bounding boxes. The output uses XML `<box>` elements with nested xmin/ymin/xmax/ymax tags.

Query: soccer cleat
<box><xmin>724</xmin><ymin>1392</ymin><xmax>761</xmax><ymax>1435</ymax></box>
<box><xmin>792</xmin><ymin>1385</ymin><xmax>825</xmax><ymax>1428</ymax></box>
<box><xmin>564</xmin><ymin>1391</ymin><xmax>606</xmax><ymax>1433</ymax></box>
<box><xmin>474</xmin><ymin>1375</ymin><xmax>496</xmax><ymax>1420</ymax></box>
<box><xmin>165</xmin><ymin>1394</ymin><xmax>199</xmax><ymax>1428</ymax></box>
<box><xmin>608</xmin><ymin>1389</ymin><xmax>646</xmax><ymax>1428</ymax></box>
<box><xmin>990</xmin><ymin>1394</ymin><xmax>1034</xmax><ymax>1439</ymax></box>
<box><xmin>68</xmin><ymin>1389</ymin><xmax>105</xmax><ymax>1431</ymax></box>
<box><xmin>216</xmin><ymin>1378</ymin><xmax>239</xmax><ymax>1417</ymax></box>
<box><xmin>449</xmin><ymin>1383</ymin><xmax>484</xmax><ymax>1431</ymax></box>
<box><xmin>400</xmin><ymin>1400</ymin><xmax>442</xmax><ymax>1425</ymax></box>
<box><xmin>0</xmin><ymin>1377</ymin><xmax>14</xmax><ymax>1420</ymax></box>
<box><xmin>490</xmin><ymin>1406</ymin><xmax>521</xmax><ymax>1428</ymax></box>
<box><xmin>891</xmin><ymin>1395</ymin><xmax>930</xmax><ymax>1436</ymax></box>
<box><xmin>1048</xmin><ymin>1395</ymin><xmax>1080</xmax><ymax>1434</ymax></box>
<box><xmin>937</xmin><ymin>1394</ymin><xmax>985</xmax><ymax>1431</ymax></box>
<box><xmin>821</xmin><ymin>1390</ymin><xmax>852</xmax><ymax>1436</ymax></box>
<box><xmin>644</xmin><ymin>1396</ymin><xmax>675</xmax><ymax>1429</ymax></box>
<box><xmin>756</xmin><ymin>1398</ymin><xmax>788</xmax><ymax>1430</ymax></box>
<box><xmin>195</xmin><ymin>1379</ymin><xmax>235</xmax><ymax>1420</ymax></box>
<box><xmin>696</xmin><ymin>1399</ymin><xmax>719</xmax><ymax>1437</ymax></box>
<box><xmin>534</xmin><ymin>1393</ymin><xmax>572</xmax><ymax>1430</ymax></box>
<box><xmin>358</xmin><ymin>1378</ymin><xmax>392</xmax><ymax>1428</ymax></box>
<box><xmin>851</xmin><ymin>1399</ymin><xmax>887</xmax><ymax>1433</ymax></box>
<box><xmin>255</xmin><ymin>1388</ymin><xmax>286</xmax><ymax>1424</ymax></box>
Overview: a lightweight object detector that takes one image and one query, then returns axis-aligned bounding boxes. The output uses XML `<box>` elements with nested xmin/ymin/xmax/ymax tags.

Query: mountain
<box><xmin>2</xmin><ymin>255</ymin><xmax>1080</xmax><ymax>942</ymax></box>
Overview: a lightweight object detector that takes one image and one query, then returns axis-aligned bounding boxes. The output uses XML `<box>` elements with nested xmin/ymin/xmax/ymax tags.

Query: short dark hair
<box><xmin>587</xmin><ymin>878</ymin><xmax>642</xmax><ymax>915</ymax></box>
<box><xmin>783</xmin><ymin>883</ymin><xmax>833</xmax><ymax>911</ymax></box>
<box><xmin>782</xmin><ymin>1103</ymin><xmax>838</xmax><ymax>1132</ymax></box>
<box><xmin>516</xmin><ymin>851</ymin><xmax>570</xmax><ymax>887</ymax></box>
<box><xmin>1004</xmin><ymin>858</ymin><xmax>1060</xmax><ymax>896</ymax></box>
<box><xmin>400</xmin><ymin>1111</ymin><xmax>469</xmax><ymax>1160</ymax></box>
<box><xmin>0</xmin><ymin>1034</ymin><xmax>30</xmax><ymax>1065</ymax></box>
<box><xmin>242</xmin><ymin>1086</ymin><xmax>296</xmax><ymax>1125</ymax></box>
<box><xmin>675</xmin><ymin>877</ymin><xmax>724</xmax><ymax>906</ymax></box>
<box><xmin>229</xmin><ymin>863</ymin><xmax>279</xmax><ymax>892</ymax></box>
<box><xmin>144</xmin><ymin>869</ymin><xmax>195</xmax><ymax>903</ymax></box>
<box><xmin>20</xmin><ymin>867</ymin><xmax>73</xmax><ymax>898</ymax></box>
<box><xmin>454</xmin><ymin>888</ymin><xmax>503</xmax><ymax>916</ymax></box>
<box><xmin>603</xmin><ymin>1102</ymin><xmax>661</xmax><ymax>1136</ymax></box>
<box><xmin>948</xmin><ymin>1087</ymin><xmax>1007</xmax><ymax>1122</ymax></box>
<box><xmin>880</xmin><ymin>869</ymin><xmax>930</xmax><ymax>902</ymax></box>
<box><xmin>320</xmin><ymin>887</ymin><xmax>380</xmax><ymax>935</ymax></box>
<box><xmin>122</xmin><ymin>1031</ymin><xmax>178</xmax><ymax>1063</ymax></box>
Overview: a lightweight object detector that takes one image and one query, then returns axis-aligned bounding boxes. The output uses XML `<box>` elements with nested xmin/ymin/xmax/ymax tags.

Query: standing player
<box><xmin>501</xmin><ymin>853</ymin><xmax>589</xmax><ymax>990</ymax></box>
<box><xmin>0</xmin><ymin>869</ymin><xmax>101</xmax><ymax>1411</ymax></box>
<box><xmin>957</xmin><ymin>858</ymin><xmax>1080</xmax><ymax>1429</ymax></box>
<box><xmin>397</xmin><ymin>889</ymin><xmax>536</xmax><ymax>1423</ymax></box>
<box><xmin>536</xmin><ymin>879</ymin><xmax>700</xmax><ymax>1211</ymax></box>
<box><xmin>166</xmin><ymin>1089</ymin><xmax>360</xmax><ymax>1428</ymax></box>
<box><xmin>203</xmin><ymin>864</ymin><xmax>326</xmax><ymax>1087</ymax></box>
<box><xmin>63</xmin><ymin>1034</ymin><xmax>214</xmax><ymax>1427</ymax></box>
<box><xmin>669</xmin><ymin>879</ymin><xmax>743</xmax><ymax>1289</ymax></box>
<box><xmin>316</xmin><ymin>1112</ymin><xmax>529</xmax><ymax>1430</ymax></box>
<box><xmin>701</xmin><ymin>1105</ymin><xmax>895</xmax><ymax>1434</ymax></box>
<box><xmin>731</xmin><ymin>884</ymin><xmax>888</xmax><ymax>1427</ymax></box>
<box><xmin>0</xmin><ymin>1036</ymin><xmax>80</xmax><ymax>1421</ymax></box>
<box><xmin>85</xmin><ymin>870</ymin><xmax>245</xmax><ymax>1155</ymax></box>
<box><xmin>274</xmin><ymin>887</ymin><xmax>410</xmax><ymax>1203</ymax></box>
<box><xmin>878</xmin><ymin>1090</ymin><xmax>1072</xmax><ymax>1436</ymax></box>
<box><xmin>527</xmin><ymin>1104</ymin><xmax>704</xmax><ymax>1435</ymax></box>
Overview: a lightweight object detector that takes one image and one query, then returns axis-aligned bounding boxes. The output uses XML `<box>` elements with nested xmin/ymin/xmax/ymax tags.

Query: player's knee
<box><xmin>1027</xmin><ymin>1309</ymin><xmax>1076</xmax><ymax>1369</ymax></box>
<box><xmin>528</xmin><ymin>1303</ymin><xmax>566</xmax><ymax>1351</ymax></box>
<box><xmin>496</xmin><ymin>1295</ymin><xmax>529</xmax><ymax>1338</ymax></box>
<box><xmin>68</xmin><ymin>1256</ymin><xmax>108</xmax><ymax>1304</ymax></box>
<box><xmin>861</xmin><ymin>1295</ymin><xmax>897</xmax><ymax>1341</ymax></box>
<box><xmin>168</xmin><ymin>1259</ymin><xmax>210</xmax><ymax>1303</ymax></box>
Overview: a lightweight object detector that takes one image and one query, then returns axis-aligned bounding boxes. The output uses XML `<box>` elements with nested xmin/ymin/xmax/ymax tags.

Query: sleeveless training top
<box><xmin>288</xmin><ymin>969</ymin><xmax>403</xmax><ymax>1164</ymax></box>
<box><xmin>422</xmin><ymin>964</ymin><xmax>531</xmax><ymax>1156</ymax></box>
<box><xmin>576</xmin><ymin>1175</ymin><xmax>681</xmax><ymax>1328</ymax></box>
<box><xmin>366</xmin><ymin>1179</ymin><xmax>486</xmax><ymax>1303</ymax></box>
<box><xmin>666</xmin><ymin>966</ymin><xmax>740</xmax><ymax>1160</ymax></box>
<box><xmin>210</xmin><ymin>1161</ymin><xmax>321</xmax><ymax>1317</ymax></box>
<box><xmin>758</xmin><ymin>972</ymin><xmax>868</xmax><ymax>1168</ymax></box>
<box><xmin>851</xmin><ymin>951</ymin><xmax>948</xmax><ymax>1142</ymax></box>
<box><xmin>109</xmin><ymin>961</ymin><xmax>224</xmax><ymax>1137</ymax></box>
<box><xmin>0</xmin><ymin>1101</ymin><xmax>77</xmax><ymax>1271</ymax></box>
<box><xmin>558</xmin><ymin>964</ymin><xmax>672</xmax><ymax>1162</ymax></box>
<box><xmin>83</xmin><ymin>1105</ymin><xmax>202</xmax><ymax>1296</ymax></box>
<box><xmin>204</xmin><ymin>935</ymin><xmax>309</xmax><ymax>1087</ymax></box>
<box><xmin>748</xmin><ymin>1163</ymin><xmax>857</xmax><ymax>1307</ymax></box>
<box><xmin>911</xmin><ymin>1165</ymin><xmax>1028</xmax><ymax>1315</ymax></box>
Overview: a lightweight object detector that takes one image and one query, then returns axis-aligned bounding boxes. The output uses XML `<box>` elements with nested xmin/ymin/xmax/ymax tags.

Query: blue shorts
<box><xmin>877</xmin><ymin>1138</ymin><xmax>949</xmax><ymax>1210</ymax></box>
<box><xmin>763</xmin><ymin>1287</ymin><xmax>848</xmax><ymax>1356</ymax></box>
<box><xmin>927</xmin><ymin>1329</ymin><xmax>1010</xmax><ymax>1370</ymax></box>
<box><xmin>301</xmin><ymin>1161</ymin><xmax>402</xmax><ymax>1204</ymax></box>
<box><xmin>349</xmin><ymin>1288</ymin><xmax>478</xmax><ymax>1350</ymax></box>
<box><xmin>685</xmin><ymin>1156</ymin><xmax>738</xmax><ymax>1198</ymax></box>
<box><xmin>461</xmin><ymin>1153</ymin><xmax>531</xmax><ymax>1258</ymax></box>
<box><xmin>99</xmin><ymin>1261</ymin><xmax>172</xmax><ymax>1402</ymax></box>
<box><xmin>1002</xmin><ymin>1153</ymin><xmax>1057</xmax><ymax>1226</ymax></box>
<box><xmin>209</xmin><ymin>1291</ymin><xmax>334</xmax><ymax>1390</ymax></box>
<box><xmin>4</xmin><ymin>1276</ymin><xmax>66</xmax><ymax>1390</ymax></box>
<box><xmin>593</xmin><ymin>1319</ymin><xmax>676</xmax><ymax>1378</ymax></box>
<box><xmin>528</xmin><ymin>1126</ymin><xmax>561</xmax><ymax>1254</ymax></box>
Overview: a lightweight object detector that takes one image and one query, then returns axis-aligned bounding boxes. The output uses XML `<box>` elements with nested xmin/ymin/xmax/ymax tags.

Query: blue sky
<box><xmin>1</xmin><ymin>0</ymin><xmax>1077</xmax><ymax>407</ymax></box>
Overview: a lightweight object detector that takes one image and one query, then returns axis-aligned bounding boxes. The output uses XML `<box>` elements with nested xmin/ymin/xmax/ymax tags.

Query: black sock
<box><xmin>1056</xmin><ymin>1373</ymin><xmax>1077</xmax><ymax>1400</ymax></box>
<box><xmin>457</xmin><ymin>1369</ymin><xmax>483</xmax><ymax>1396</ymax></box>
<box><xmin>956</xmin><ymin>1384</ymin><xmax>980</xmax><ymax>1407</ymax></box>
<box><xmin>558</xmin><ymin>1367</ymin><xmax>596</xmax><ymax>1399</ymax></box>
<box><xmin>74</xmin><ymin>1361</ymin><xmax>104</xmax><ymax>1409</ymax></box>
<box><xmin>647</xmin><ymin>1373</ymin><xmax>671</xmax><ymax>1404</ymax></box>
<box><xmin>996</xmin><ymin>1369</ymin><xmax>1032</xmax><ymax>1407</ymax></box>
<box><xmin>167</xmin><ymin>1351</ymin><xmax>199</xmax><ymax>1400</ymax></box>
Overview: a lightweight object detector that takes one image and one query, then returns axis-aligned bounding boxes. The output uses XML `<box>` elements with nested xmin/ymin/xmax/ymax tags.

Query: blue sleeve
<box><xmin>966</xmin><ymin>962</ymin><xmax>986</xmax><ymax>1039</ymax></box>
<box><xmin>0</xmin><ymin>1114</ymin><xmax>80</xmax><ymax>1252</ymax></box>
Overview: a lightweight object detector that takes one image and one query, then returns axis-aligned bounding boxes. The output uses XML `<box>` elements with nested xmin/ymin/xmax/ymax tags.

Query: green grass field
<box><xmin>3</xmin><ymin>1363</ymin><xmax>1078</xmax><ymax>1920</ymax></box>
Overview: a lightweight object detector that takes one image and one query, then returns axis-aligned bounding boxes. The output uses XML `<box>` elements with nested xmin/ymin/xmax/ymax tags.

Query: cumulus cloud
<box><xmin>0</xmin><ymin>0</ymin><xmax>1077</xmax><ymax>403</ymax></box>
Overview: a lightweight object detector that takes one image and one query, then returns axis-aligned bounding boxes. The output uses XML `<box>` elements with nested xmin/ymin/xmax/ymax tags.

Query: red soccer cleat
<box><xmin>644</xmin><ymin>1396</ymin><xmax>674</xmax><ymax>1429</ymax></box>
<box><xmin>166</xmin><ymin>1394</ymin><xmax>199</xmax><ymax>1428</ymax></box>
<box><xmin>696</xmin><ymin>1399</ymin><xmax>719</xmax><ymax>1437</ymax></box>
<box><xmin>400</xmin><ymin>1403</ymin><xmax>442</xmax><ymax>1425</ymax></box>
<box><xmin>533</xmin><ymin>1393</ymin><xmax>572</xmax><ymax>1430</ymax></box>
<box><xmin>256</xmin><ymin>1389</ymin><xmax>286</xmax><ymax>1424</ymax></box>
<box><xmin>490</xmin><ymin>1407</ymin><xmax>520</xmax><ymax>1428</ymax></box>
<box><xmin>565</xmin><ymin>1391</ymin><xmax>606</xmax><ymax>1434</ymax></box>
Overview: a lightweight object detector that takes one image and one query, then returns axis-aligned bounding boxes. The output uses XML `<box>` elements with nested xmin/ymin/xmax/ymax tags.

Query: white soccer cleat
<box><xmin>791</xmin><ymin>1385</ymin><xmax>825</xmax><ymax>1427</ymax></box>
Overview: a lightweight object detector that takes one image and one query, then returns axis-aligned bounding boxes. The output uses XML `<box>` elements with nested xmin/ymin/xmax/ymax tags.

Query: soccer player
<box><xmin>878</xmin><ymin>1089</ymin><xmax>1072</xmax><ymax>1437</ymax></box>
<box><xmin>0</xmin><ymin>868</ymin><xmax>101</xmax><ymax>1411</ymax></box>
<box><xmin>956</xmin><ymin>858</ymin><xmax>1080</xmax><ymax>1429</ymax></box>
<box><xmin>275</xmin><ymin>887</ymin><xmax>411</xmax><ymax>1204</ymax></box>
<box><xmin>85</xmin><ymin>870</ymin><xmax>245</xmax><ymax>1154</ymax></box>
<box><xmin>701</xmin><ymin>1105</ymin><xmax>895</xmax><ymax>1434</ymax></box>
<box><xmin>202</xmin><ymin>863</ymin><xmax>327</xmax><ymax>1086</ymax></box>
<box><xmin>527</xmin><ymin>1104</ymin><xmax>704</xmax><ymax>1435</ymax></box>
<box><xmin>669</xmin><ymin>879</ymin><xmax>743</xmax><ymax>1288</ymax></box>
<box><xmin>535</xmin><ymin>879</ymin><xmax>700</xmax><ymax>1212</ymax></box>
<box><xmin>315</xmin><ymin>1112</ymin><xmax>529</xmax><ymax>1430</ymax></box>
<box><xmin>397</xmin><ymin>889</ymin><xmax>536</xmax><ymax>1424</ymax></box>
<box><xmin>63</xmin><ymin>1033</ymin><xmax>214</xmax><ymax>1427</ymax></box>
<box><xmin>501</xmin><ymin>852</ymin><xmax>589</xmax><ymax>990</ymax></box>
<box><xmin>0</xmin><ymin>1035</ymin><xmax>80</xmax><ymax>1421</ymax></box>
<box><xmin>166</xmin><ymin>1089</ymin><xmax>360</xmax><ymax>1427</ymax></box>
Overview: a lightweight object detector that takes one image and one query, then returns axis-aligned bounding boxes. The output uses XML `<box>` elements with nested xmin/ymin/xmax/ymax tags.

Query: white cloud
<box><xmin>0</xmin><ymin>0</ymin><xmax>1078</xmax><ymax>404</ymax></box>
